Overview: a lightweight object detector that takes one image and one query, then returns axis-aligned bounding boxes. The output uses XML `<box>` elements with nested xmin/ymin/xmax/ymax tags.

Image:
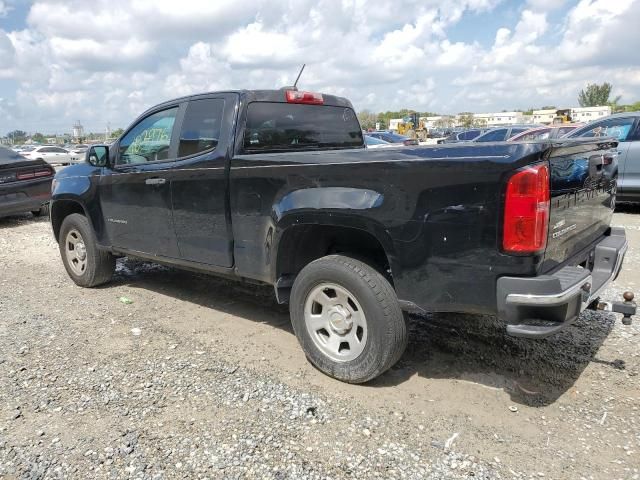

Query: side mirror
<box><xmin>87</xmin><ymin>145</ymin><xmax>109</xmax><ymax>167</ymax></box>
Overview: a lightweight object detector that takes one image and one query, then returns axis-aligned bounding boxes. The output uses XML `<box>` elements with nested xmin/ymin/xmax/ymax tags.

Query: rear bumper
<box><xmin>497</xmin><ymin>228</ymin><xmax>627</xmax><ymax>338</ymax></box>
<box><xmin>0</xmin><ymin>178</ymin><xmax>52</xmax><ymax>217</ymax></box>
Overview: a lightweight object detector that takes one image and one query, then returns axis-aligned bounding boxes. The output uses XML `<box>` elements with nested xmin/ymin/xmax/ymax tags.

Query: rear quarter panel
<box><xmin>230</xmin><ymin>143</ymin><xmax>549</xmax><ymax>314</ymax></box>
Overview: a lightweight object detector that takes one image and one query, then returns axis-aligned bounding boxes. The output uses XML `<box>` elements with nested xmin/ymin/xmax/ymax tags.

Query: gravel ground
<box><xmin>1</xmin><ymin>209</ymin><xmax>639</xmax><ymax>479</ymax></box>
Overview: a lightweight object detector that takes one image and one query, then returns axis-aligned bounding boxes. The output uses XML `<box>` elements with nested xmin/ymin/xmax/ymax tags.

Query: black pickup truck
<box><xmin>50</xmin><ymin>88</ymin><xmax>634</xmax><ymax>383</ymax></box>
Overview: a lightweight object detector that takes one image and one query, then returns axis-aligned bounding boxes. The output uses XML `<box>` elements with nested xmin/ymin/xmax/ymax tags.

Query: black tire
<box><xmin>59</xmin><ymin>213</ymin><xmax>115</xmax><ymax>287</ymax></box>
<box><xmin>290</xmin><ymin>255</ymin><xmax>407</xmax><ymax>383</ymax></box>
<box><xmin>31</xmin><ymin>203</ymin><xmax>49</xmax><ymax>217</ymax></box>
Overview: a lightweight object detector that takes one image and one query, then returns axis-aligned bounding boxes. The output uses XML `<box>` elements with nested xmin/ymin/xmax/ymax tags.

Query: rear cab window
<box><xmin>243</xmin><ymin>102</ymin><xmax>364</xmax><ymax>153</ymax></box>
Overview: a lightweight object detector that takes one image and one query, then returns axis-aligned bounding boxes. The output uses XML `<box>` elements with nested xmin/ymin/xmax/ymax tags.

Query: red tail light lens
<box><xmin>285</xmin><ymin>90</ymin><xmax>324</xmax><ymax>105</ymax></box>
<box><xmin>16</xmin><ymin>168</ymin><xmax>54</xmax><ymax>180</ymax></box>
<box><xmin>503</xmin><ymin>162</ymin><xmax>550</xmax><ymax>254</ymax></box>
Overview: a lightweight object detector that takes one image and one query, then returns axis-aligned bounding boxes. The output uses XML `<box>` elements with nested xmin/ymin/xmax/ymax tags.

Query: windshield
<box><xmin>475</xmin><ymin>129</ymin><xmax>507</xmax><ymax>142</ymax></box>
<box><xmin>0</xmin><ymin>145</ymin><xmax>32</xmax><ymax>164</ymax></box>
<box><xmin>379</xmin><ymin>133</ymin><xmax>409</xmax><ymax>143</ymax></box>
<box><xmin>364</xmin><ymin>135</ymin><xmax>390</xmax><ymax>145</ymax></box>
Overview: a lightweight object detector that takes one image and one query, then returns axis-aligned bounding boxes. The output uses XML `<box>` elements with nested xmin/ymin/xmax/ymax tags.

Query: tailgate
<box><xmin>542</xmin><ymin>138</ymin><xmax>618</xmax><ymax>271</ymax></box>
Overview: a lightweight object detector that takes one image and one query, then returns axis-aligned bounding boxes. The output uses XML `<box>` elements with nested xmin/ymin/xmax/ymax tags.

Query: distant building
<box><xmin>533</xmin><ymin>106</ymin><xmax>611</xmax><ymax>125</ymax></box>
<box><xmin>571</xmin><ymin>106</ymin><xmax>611</xmax><ymax>123</ymax></box>
<box><xmin>422</xmin><ymin>116</ymin><xmax>455</xmax><ymax>130</ymax></box>
<box><xmin>473</xmin><ymin>111</ymin><xmax>528</xmax><ymax>126</ymax></box>
<box><xmin>389</xmin><ymin>118</ymin><xmax>403</xmax><ymax>131</ymax></box>
<box><xmin>533</xmin><ymin>109</ymin><xmax>557</xmax><ymax>124</ymax></box>
<box><xmin>72</xmin><ymin>121</ymin><xmax>84</xmax><ymax>140</ymax></box>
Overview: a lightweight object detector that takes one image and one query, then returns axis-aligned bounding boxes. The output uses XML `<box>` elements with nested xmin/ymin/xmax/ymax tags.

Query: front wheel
<box><xmin>290</xmin><ymin>255</ymin><xmax>407</xmax><ymax>383</ymax></box>
<box><xmin>59</xmin><ymin>213</ymin><xmax>115</xmax><ymax>287</ymax></box>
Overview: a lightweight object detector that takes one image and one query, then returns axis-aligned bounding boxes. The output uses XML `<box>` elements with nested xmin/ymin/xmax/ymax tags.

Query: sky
<box><xmin>0</xmin><ymin>0</ymin><xmax>639</xmax><ymax>134</ymax></box>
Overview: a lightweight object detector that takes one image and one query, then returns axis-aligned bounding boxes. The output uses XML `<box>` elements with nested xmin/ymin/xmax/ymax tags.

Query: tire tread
<box><xmin>290</xmin><ymin>254</ymin><xmax>407</xmax><ymax>383</ymax></box>
<box><xmin>59</xmin><ymin>213</ymin><xmax>115</xmax><ymax>287</ymax></box>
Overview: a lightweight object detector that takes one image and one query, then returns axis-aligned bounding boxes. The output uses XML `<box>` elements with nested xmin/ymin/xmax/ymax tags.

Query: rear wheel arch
<box><xmin>273</xmin><ymin>222</ymin><xmax>396</xmax><ymax>303</ymax></box>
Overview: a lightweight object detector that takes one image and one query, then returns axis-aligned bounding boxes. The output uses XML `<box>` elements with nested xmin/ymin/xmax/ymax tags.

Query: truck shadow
<box><xmin>111</xmin><ymin>258</ymin><xmax>619</xmax><ymax>407</ymax></box>
<box><xmin>373</xmin><ymin>311</ymin><xmax>619</xmax><ymax>406</ymax></box>
<box><xmin>0</xmin><ymin>213</ymin><xmax>49</xmax><ymax>229</ymax></box>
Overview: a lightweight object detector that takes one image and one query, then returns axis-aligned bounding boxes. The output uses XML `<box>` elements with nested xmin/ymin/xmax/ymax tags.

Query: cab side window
<box><xmin>178</xmin><ymin>99</ymin><xmax>224</xmax><ymax>158</ymax></box>
<box><xmin>576</xmin><ymin>117</ymin><xmax>636</xmax><ymax>142</ymax></box>
<box><xmin>118</xmin><ymin>107</ymin><xmax>178</xmax><ymax>165</ymax></box>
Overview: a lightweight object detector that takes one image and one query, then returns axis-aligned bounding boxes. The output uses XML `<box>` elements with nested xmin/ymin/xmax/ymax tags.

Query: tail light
<box><xmin>285</xmin><ymin>90</ymin><xmax>324</xmax><ymax>105</ymax></box>
<box><xmin>16</xmin><ymin>167</ymin><xmax>54</xmax><ymax>181</ymax></box>
<box><xmin>503</xmin><ymin>162</ymin><xmax>550</xmax><ymax>254</ymax></box>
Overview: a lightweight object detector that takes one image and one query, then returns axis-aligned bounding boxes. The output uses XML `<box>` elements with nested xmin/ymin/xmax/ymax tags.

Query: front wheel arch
<box><xmin>51</xmin><ymin>199</ymin><xmax>88</xmax><ymax>242</ymax></box>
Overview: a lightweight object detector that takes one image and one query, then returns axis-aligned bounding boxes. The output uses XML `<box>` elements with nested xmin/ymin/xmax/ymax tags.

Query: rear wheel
<box><xmin>59</xmin><ymin>213</ymin><xmax>115</xmax><ymax>287</ymax></box>
<box><xmin>290</xmin><ymin>255</ymin><xmax>407</xmax><ymax>383</ymax></box>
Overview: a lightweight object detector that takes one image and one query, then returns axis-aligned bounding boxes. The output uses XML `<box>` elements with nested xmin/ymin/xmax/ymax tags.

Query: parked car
<box><xmin>50</xmin><ymin>88</ymin><xmax>633</xmax><ymax>384</ymax></box>
<box><xmin>437</xmin><ymin>128</ymin><xmax>487</xmax><ymax>144</ymax></box>
<box><xmin>21</xmin><ymin>145</ymin><xmax>73</xmax><ymax>165</ymax></box>
<box><xmin>428</xmin><ymin>128</ymin><xmax>453</xmax><ymax>139</ymax></box>
<box><xmin>69</xmin><ymin>144</ymin><xmax>90</xmax><ymax>163</ymax></box>
<box><xmin>508</xmin><ymin>125</ymin><xmax>582</xmax><ymax>142</ymax></box>
<box><xmin>473</xmin><ymin>124</ymin><xmax>541</xmax><ymax>142</ymax></box>
<box><xmin>14</xmin><ymin>145</ymin><xmax>36</xmax><ymax>155</ymax></box>
<box><xmin>366</xmin><ymin>131</ymin><xmax>418</xmax><ymax>146</ymax></box>
<box><xmin>0</xmin><ymin>145</ymin><xmax>54</xmax><ymax>218</ymax></box>
<box><xmin>566</xmin><ymin>112</ymin><xmax>640</xmax><ymax>202</ymax></box>
<box><xmin>364</xmin><ymin>135</ymin><xmax>394</xmax><ymax>149</ymax></box>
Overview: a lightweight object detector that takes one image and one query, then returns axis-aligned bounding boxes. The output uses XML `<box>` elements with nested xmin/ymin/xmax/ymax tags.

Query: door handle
<box><xmin>145</xmin><ymin>178</ymin><xmax>166</xmax><ymax>185</ymax></box>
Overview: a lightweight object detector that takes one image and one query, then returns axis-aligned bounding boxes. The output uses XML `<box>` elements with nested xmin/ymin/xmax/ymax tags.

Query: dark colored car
<box><xmin>473</xmin><ymin>124</ymin><xmax>540</xmax><ymax>142</ymax></box>
<box><xmin>508</xmin><ymin>125</ymin><xmax>582</xmax><ymax>141</ymax></box>
<box><xmin>367</xmin><ymin>131</ymin><xmax>418</xmax><ymax>145</ymax></box>
<box><xmin>0</xmin><ymin>145</ymin><xmax>54</xmax><ymax>218</ymax></box>
<box><xmin>437</xmin><ymin>128</ymin><xmax>487</xmax><ymax>144</ymax></box>
<box><xmin>50</xmin><ymin>88</ymin><xmax>632</xmax><ymax>384</ymax></box>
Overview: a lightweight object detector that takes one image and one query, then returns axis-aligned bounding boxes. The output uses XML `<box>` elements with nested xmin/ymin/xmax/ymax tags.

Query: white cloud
<box><xmin>221</xmin><ymin>22</ymin><xmax>301</xmax><ymax>68</ymax></box>
<box><xmin>1</xmin><ymin>0</ymin><xmax>640</xmax><ymax>133</ymax></box>
<box><xmin>526</xmin><ymin>0</ymin><xmax>568</xmax><ymax>9</ymax></box>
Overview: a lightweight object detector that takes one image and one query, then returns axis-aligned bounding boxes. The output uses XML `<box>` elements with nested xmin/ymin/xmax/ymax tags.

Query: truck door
<box><xmin>99</xmin><ymin>105</ymin><xmax>182</xmax><ymax>258</ymax></box>
<box><xmin>170</xmin><ymin>94</ymin><xmax>237</xmax><ymax>267</ymax></box>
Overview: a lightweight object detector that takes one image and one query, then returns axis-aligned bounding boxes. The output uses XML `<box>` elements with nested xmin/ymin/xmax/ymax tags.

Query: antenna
<box><xmin>293</xmin><ymin>64</ymin><xmax>306</xmax><ymax>89</ymax></box>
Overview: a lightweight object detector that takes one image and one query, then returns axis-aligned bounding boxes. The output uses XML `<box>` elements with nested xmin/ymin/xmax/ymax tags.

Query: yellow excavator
<box><xmin>397</xmin><ymin>112</ymin><xmax>427</xmax><ymax>139</ymax></box>
<box><xmin>552</xmin><ymin>109</ymin><xmax>573</xmax><ymax>124</ymax></box>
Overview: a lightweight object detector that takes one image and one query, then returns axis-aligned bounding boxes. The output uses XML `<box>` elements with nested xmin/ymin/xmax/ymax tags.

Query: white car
<box><xmin>21</xmin><ymin>146</ymin><xmax>73</xmax><ymax>165</ymax></box>
<box><xmin>68</xmin><ymin>144</ymin><xmax>89</xmax><ymax>163</ymax></box>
